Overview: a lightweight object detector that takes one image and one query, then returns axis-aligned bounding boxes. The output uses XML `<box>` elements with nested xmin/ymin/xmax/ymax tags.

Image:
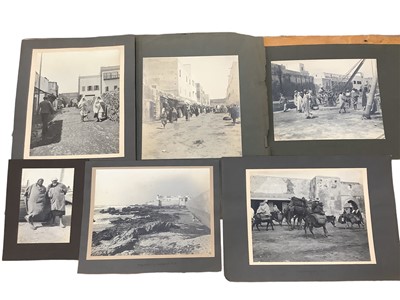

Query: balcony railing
<box><xmin>103</xmin><ymin>72</ymin><xmax>120</xmax><ymax>80</ymax></box>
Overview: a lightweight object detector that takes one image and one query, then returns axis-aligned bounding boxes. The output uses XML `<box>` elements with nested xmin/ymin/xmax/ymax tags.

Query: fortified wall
<box><xmin>186</xmin><ymin>191</ymin><xmax>211</xmax><ymax>229</ymax></box>
<box><xmin>251</xmin><ymin>175</ymin><xmax>364</xmax><ymax>216</ymax></box>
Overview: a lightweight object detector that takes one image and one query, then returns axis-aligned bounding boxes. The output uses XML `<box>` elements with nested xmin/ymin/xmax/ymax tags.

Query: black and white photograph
<box><xmin>246</xmin><ymin>168</ymin><xmax>375</xmax><ymax>264</ymax></box>
<box><xmin>24</xmin><ymin>46</ymin><xmax>125</xmax><ymax>159</ymax></box>
<box><xmin>17</xmin><ymin>168</ymin><xmax>75</xmax><ymax>244</ymax></box>
<box><xmin>141</xmin><ymin>56</ymin><xmax>241</xmax><ymax>159</ymax></box>
<box><xmin>271</xmin><ymin>59</ymin><xmax>385</xmax><ymax>141</ymax></box>
<box><xmin>87</xmin><ymin>166</ymin><xmax>214</xmax><ymax>259</ymax></box>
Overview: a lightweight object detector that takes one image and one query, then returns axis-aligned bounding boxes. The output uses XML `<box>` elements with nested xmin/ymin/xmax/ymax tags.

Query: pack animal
<box><xmin>326</xmin><ymin>215</ymin><xmax>336</xmax><ymax>227</ymax></box>
<box><xmin>338</xmin><ymin>211</ymin><xmax>364</xmax><ymax>228</ymax></box>
<box><xmin>286</xmin><ymin>197</ymin><xmax>310</xmax><ymax>230</ymax></box>
<box><xmin>252</xmin><ymin>213</ymin><xmax>274</xmax><ymax>231</ymax></box>
<box><xmin>303</xmin><ymin>201</ymin><xmax>328</xmax><ymax>238</ymax></box>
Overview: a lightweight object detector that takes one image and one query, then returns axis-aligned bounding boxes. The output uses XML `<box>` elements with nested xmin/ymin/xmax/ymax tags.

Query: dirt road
<box><xmin>251</xmin><ymin>223</ymin><xmax>371</xmax><ymax>263</ymax></box>
<box><xmin>142</xmin><ymin>112</ymin><xmax>242</xmax><ymax>159</ymax></box>
<box><xmin>30</xmin><ymin>107</ymin><xmax>120</xmax><ymax>157</ymax></box>
<box><xmin>273</xmin><ymin>106</ymin><xmax>385</xmax><ymax>141</ymax></box>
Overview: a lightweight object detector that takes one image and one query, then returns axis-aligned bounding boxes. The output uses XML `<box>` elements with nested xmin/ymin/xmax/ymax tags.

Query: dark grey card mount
<box><xmin>78</xmin><ymin>159</ymin><xmax>221</xmax><ymax>274</ymax></box>
<box><xmin>11</xmin><ymin>35</ymin><xmax>136</xmax><ymax>160</ymax></box>
<box><xmin>135</xmin><ymin>33</ymin><xmax>269</xmax><ymax>160</ymax></box>
<box><xmin>3</xmin><ymin>159</ymin><xmax>86</xmax><ymax>260</ymax></box>
<box><xmin>222</xmin><ymin>155</ymin><xmax>399</xmax><ymax>281</ymax></box>
<box><xmin>265</xmin><ymin>44</ymin><xmax>400</xmax><ymax>158</ymax></box>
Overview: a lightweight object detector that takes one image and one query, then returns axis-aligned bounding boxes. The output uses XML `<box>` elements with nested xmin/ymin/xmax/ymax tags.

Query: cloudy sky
<box><xmin>248</xmin><ymin>168</ymin><xmax>367</xmax><ymax>184</ymax></box>
<box><xmin>33</xmin><ymin>46</ymin><xmax>122</xmax><ymax>93</ymax></box>
<box><xmin>21</xmin><ymin>168</ymin><xmax>75</xmax><ymax>189</ymax></box>
<box><xmin>273</xmin><ymin>59</ymin><xmax>377</xmax><ymax>78</ymax></box>
<box><xmin>93</xmin><ymin>167</ymin><xmax>212</xmax><ymax>207</ymax></box>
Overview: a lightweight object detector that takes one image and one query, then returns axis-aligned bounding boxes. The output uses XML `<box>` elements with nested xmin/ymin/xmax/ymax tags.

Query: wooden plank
<box><xmin>264</xmin><ymin>35</ymin><xmax>400</xmax><ymax>47</ymax></box>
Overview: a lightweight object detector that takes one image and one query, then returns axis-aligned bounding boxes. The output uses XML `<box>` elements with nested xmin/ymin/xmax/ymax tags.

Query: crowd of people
<box><xmin>278</xmin><ymin>84</ymin><xmax>377</xmax><ymax>118</ymax></box>
<box><xmin>159</xmin><ymin>99</ymin><xmax>240</xmax><ymax>128</ymax></box>
<box><xmin>23</xmin><ymin>177</ymin><xmax>69</xmax><ymax>230</ymax></box>
<box><xmin>318</xmin><ymin>86</ymin><xmax>369</xmax><ymax>113</ymax></box>
<box><xmin>284</xmin><ymin>89</ymin><xmax>318</xmax><ymax>119</ymax></box>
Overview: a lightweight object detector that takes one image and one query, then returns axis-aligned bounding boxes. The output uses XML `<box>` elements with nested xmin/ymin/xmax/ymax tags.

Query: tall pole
<box><xmin>277</xmin><ymin>65</ymin><xmax>283</xmax><ymax>95</ymax></box>
<box><xmin>362</xmin><ymin>75</ymin><xmax>378</xmax><ymax>119</ymax></box>
<box><xmin>36</xmin><ymin>53</ymin><xmax>43</xmax><ymax>114</ymax></box>
<box><xmin>59</xmin><ymin>168</ymin><xmax>65</xmax><ymax>183</ymax></box>
<box><xmin>342</xmin><ymin>59</ymin><xmax>365</xmax><ymax>92</ymax></box>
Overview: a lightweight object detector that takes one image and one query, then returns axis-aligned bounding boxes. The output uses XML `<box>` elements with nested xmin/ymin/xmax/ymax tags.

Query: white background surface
<box><xmin>0</xmin><ymin>0</ymin><xmax>399</xmax><ymax>299</ymax></box>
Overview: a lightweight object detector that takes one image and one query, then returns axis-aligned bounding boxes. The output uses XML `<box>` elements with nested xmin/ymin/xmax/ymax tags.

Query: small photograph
<box><xmin>24</xmin><ymin>46</ymin><xmax>124</xmax><ymax>159</ymax></box>
<box><xmin>246</xmin><ymin>168</ymin><xmax>375</xmax><ymax>264</ymax></box>
<box><xmin>17</xmin><ymin>168</ymin><xmax>75</xmax><ymax>244</ymax></box>
<box><xmin>142</xmin><ymin>56</ymin><xmax>241</xmax><ymax>159</ymax></box>
<box><xmin>87</xmin><ymin>167</ymin><xmax>214</xmax><ymax>259</ymax></box>
<box><xmin>271</xmin><ymin>59</ymin><xmax>385</xmax><ymax>141</ymax></box>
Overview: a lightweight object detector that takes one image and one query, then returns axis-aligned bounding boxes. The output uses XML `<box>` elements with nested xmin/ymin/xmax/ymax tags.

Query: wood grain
<box><xmin>264</xmin><ymin>35</ymin><xmax>400</xmax><ymax>47</ymax></box>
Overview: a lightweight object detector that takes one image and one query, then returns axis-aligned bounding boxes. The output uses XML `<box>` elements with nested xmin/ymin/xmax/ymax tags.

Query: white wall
<box><xmin>79</xmin><ymin>75</ymin><xmax>101</xmax><ymax>99</ymax></box>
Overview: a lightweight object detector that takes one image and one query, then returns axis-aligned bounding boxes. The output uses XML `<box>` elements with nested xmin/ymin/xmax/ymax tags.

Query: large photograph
<box><xmin>24</xmin><ymin>46</ymin><xmax>124</xmax><ymax>159</ymax></box>
<box><xmin>246</xmin><ymin>168</ymin><xmax>375</xmax><ymax>264</ymax></box>
<box><xmin>17</xmin><ymin>168</ymin><xmax>75</xmax><ymax>244</ymax></box>
<box><xmin>87</xmin><ymin>166</ymin><xmax>214</xmax><ymax>259</ymax></box>
<box><xmin>271</xmin><ymin>59</ymin><xmax>385</xmax><ymax>141</ymax></box>
<box><xmin>142</xmin><ymin>56</ymin><xmax>241</xmax><ymax>159</ymax></box>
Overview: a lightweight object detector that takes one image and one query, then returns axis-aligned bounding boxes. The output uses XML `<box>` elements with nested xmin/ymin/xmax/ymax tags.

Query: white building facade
<box><xmin>78</xmin><ymin>65</ymin><xmax>120</xmax><ymax>101</ymax></box>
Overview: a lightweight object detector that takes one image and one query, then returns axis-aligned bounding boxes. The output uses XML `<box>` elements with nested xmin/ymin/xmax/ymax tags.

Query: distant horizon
<box><xmin>93</xmin><ymin>167</ymin><xmax>212</xmax><ymax>207</ymax></box>
<box><xmin>93</xmin><ymin>190</ymin><xmax>207</xmax><ymax>208</ymax></box>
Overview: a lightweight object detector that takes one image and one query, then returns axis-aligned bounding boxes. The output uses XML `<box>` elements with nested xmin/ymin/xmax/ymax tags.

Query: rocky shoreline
<box><xmin>91</xmin><ymin>205</ymin><xmax>211</xmax><ymax>256</ymax></box>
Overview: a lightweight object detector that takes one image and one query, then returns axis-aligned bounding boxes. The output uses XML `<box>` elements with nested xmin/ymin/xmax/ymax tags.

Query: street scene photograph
<box><xmin>87</xmin><ymin>167</ymin><xmax>214</xmax><ymax>259</ymax></box>
<box><xmin>271</xmin><ymin>59</ymin><xmax>385</xmax><ymax>141</ymax></box>
<box><xmin>142</xmin><ymin>56</ymin><xmax>241</xmax><ymax>159</ymax></box>
<box><xmin>24</xmin><ymin>46</ymin><xmax>124</xmax><ymax>159</ymax></box>
<box><xmin>17</xmin><ymin>168</ymin><xmax>75</xmax><ymax>244</ymax></box>
<box><xmin>246</xmin><ymin>168</ymin><xmax>375</xmax><ymax>264</ymax></box>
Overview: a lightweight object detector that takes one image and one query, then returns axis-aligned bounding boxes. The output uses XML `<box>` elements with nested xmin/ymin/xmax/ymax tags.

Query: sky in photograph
<box><xmin>146</xmin><ymin>55</ymin><xmax>239</xmax><ymax>99</ymax></box>
<box><xmin>21</xmin><ymin>168</ymin><xmax>75</xmax><ymax>189</ymax></box>
<box><xmin>273</xmin><ymin>59</ymin><xmax>377</xmax><ymax>78</ymax></box>
<box><xmin>34</xmin><ymin>47</ymin><xmax>121</xmax><ymax>93</ymax></box>
<box><xmin>249</xmin><ymin>168</ymin><xmax>366</xmax><ymax>184</ymax></box>
<box><xmin>93</xmin><ymin>167</ymin><xmax>211</xmax><ymax>206</ymax></box>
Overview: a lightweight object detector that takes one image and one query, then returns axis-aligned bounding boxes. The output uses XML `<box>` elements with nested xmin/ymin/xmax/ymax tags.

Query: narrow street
<box><xmin>273</xmin><ymin>106</ymin><xmax>385</xmax><ymax>141</ymax></box>
<box><xmin>142</xmin><ymin>112</ymin><xmax>242</xmax><ymax>159</ymax></box>
<box><xmin>30</xmin><ymin>107</ymin><xmax>120</xmax><ymax>157</ymax></box>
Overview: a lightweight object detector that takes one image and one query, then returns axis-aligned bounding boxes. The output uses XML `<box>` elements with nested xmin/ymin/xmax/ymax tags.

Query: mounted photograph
<box><xmin>86</xmin><ymin>166</ymin><xmax>215</xmax><ymax>259</ymax></box>
<box><xmin>24</xmin><ymin>46</ymin><xmax>124</xmax><ymax>159</ymax></box>
<box><xmin>141</xmin><ymin>55</ymin><xmax>241</xmax><ymax>159</ymax></box>
<box><xmin>17</xmin><ymin>168</ymin><xmax>75</xmax><ymax>244</ymax></box>
<box><xmin>246</xmin><ymin>168</ymin><xmax>375</xmax><ymax>265</ymax></box>
<box><xmin>270</xmin><ymin>59</ymin><xmax>385</xmax><ymax>141</ymax></box>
